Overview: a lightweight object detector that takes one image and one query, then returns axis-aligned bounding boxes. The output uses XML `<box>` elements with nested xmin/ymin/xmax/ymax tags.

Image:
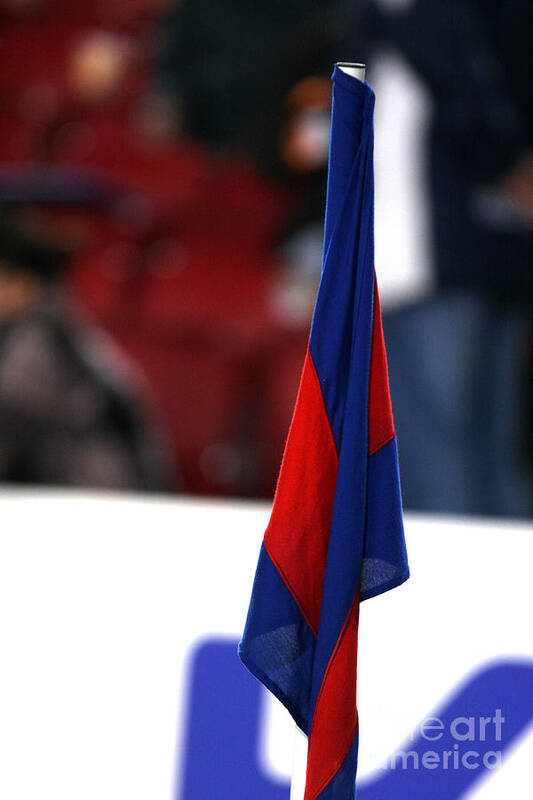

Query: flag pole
<box><xmin>289</xmin><ymin>59</ymin><xmax>366</xmax><ymax>800</ymax></box>
<box><xmin>336</xmin><ymin>62</ymin><xmax>366</xmax><ymax>82</ymax></box>
<box><xmin>290</xmin><ymin>725</ymin><xmax>309</xmax><ymax>800</ymax></box>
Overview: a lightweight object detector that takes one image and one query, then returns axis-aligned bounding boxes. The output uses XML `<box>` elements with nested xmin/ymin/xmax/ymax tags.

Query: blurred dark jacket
<box><xmin>367</xmin><ymin>0</ymin><xmax>533</xmax><ymax>299</ymax></box>
<box><xmin>156</xmin><ymin>0</ymin><xmax>344</xmax><ymax>146</ymax></box>
<box><xmin>378</xmin><ymin>0</ymin><xmax>531</xmax><ymax>181</ymax></box>
<box><xmin>0</xmin><ymin>298</ymin><xmax>170</xmax><ymax>491</ymax></box>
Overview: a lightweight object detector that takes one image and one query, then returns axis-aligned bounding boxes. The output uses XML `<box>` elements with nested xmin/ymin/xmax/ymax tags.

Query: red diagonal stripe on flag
<box><xmin>304</xmin><ymin>590</ymin><xmax>360</xmax><ymax>799</ymax></box>
<box><xmin>265</xmin><ymin>349</ymin><xmax>339</xmax><ymax>635</ymax></box>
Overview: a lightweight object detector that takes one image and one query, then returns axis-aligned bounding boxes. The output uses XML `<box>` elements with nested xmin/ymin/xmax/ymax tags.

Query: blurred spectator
<box><xmin>355</xmin><ymin>0</ymin><xmax>533</xmax><ymax>516</ymax></box>
<box><xmin>369</xmin><ymin>0</ymin><xmax>533</xmax><ymax>299</ymax></box>
<box><xmin>155</xmin><ymin>0</ymin><xmax>345</xmax><ymax>148</ymax></box>
<box><xmin>0</xmin><ymin>0</ymin><xmax>160</xmax><ymax>165</ymax></box>
<box><xmin>2</xmin><ymin>0</ymin><xmax>529</xmax><ymax>513</ymax></box>
<box><xmin>384</xmin><ymin>295</ymin><xmax>533</xmax><ymax>517</ymax></box>
<box><xmin>244</xmin><ymin>8</ymin><xmax>353</xmax><ymax>326</ymax></box>
<box><xmin>0</xmin><ymin>217</ymin><xmax>170</xmax><ymax>490</ymax></box>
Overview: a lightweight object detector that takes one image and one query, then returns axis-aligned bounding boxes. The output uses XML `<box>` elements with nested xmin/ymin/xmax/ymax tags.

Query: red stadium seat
<box><xmin>0</xmin><ymin>119</ymin><xmax>43</xmax><ymax>162</ymax></box>
<box><xmin>65</xmin><ymin>157</ymin><xmax>298</xmax><ymax>496</ymax></box>
<box><xmin>0</xmin><ymin>20</ymin><xmax>150</xmax><ymax>134</ymax></box>
<box><xmin>0</xmin><ymin>0</ymin><xmax>161</xmax><ymax>34</ymax></box>
<box><xmin>109</xmin><ymin>322</ymin><xmax>258</xmax><ymax>495</ymax></box>
<box><xmin>51</xmin><ymin>118</ymin><xmax>209</xmax><ymax>229</ymax></box>
<box><xmin>0</xmin><ymin>0</ymin><xmax>305</xmax><ymax>496</ymax></box>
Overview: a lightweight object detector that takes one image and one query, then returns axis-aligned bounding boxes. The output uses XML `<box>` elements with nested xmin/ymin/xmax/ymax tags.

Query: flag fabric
<box><xmin>239</xmin><ymin>66</ymin><xmax>410</xmax><ymax>799</ymax></box>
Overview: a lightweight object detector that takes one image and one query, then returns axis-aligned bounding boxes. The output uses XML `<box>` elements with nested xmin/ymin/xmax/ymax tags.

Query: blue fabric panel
<box><xmin>361</xmin><ymin>438</ymin><xmax>410</xmax><ymax>601</ymax></box>
<box><xmin>309</xmin><ymin>68</ymin><xmax>376</xmax><ymax>713</ymax></box>
<box><xmin>239</xmin><ymin>544</ymin><xmax>316</xmax><ymax>733</ymax></box>
<box><xmin>310</xmin><ymin>69</ymin><xmax>375</xmax><ymax>449</ymax></box>
<box><xmin>322</xmin><ymin>71</ymin><xmax>367</xmax><ymax>265</ymax></box>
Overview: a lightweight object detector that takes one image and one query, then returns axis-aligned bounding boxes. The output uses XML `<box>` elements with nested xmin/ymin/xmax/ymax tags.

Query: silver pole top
<box><xmin>336</xmin><ymin>62</ymin><xmax>366</xmax><ymax>82</ymax></box>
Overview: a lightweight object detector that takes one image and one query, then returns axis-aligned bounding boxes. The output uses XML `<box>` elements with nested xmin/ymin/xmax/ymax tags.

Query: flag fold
<box><xmin>239</xmin><ymin>66</ymin><xmax>409</xmax><ymax>800</ymax></box>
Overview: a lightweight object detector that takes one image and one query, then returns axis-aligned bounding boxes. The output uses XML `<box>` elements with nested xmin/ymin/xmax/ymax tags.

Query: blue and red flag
<box><xmin>239</xmin><ymin>66</ymin><xmax>409</xmax><ymax>799</ymax></box>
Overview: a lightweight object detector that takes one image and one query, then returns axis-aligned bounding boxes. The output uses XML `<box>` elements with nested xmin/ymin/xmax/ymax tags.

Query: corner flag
<box><xmin>239</xmin><ymin>65</ymin><xmax>409</xmax><ymax>799</ymax></box>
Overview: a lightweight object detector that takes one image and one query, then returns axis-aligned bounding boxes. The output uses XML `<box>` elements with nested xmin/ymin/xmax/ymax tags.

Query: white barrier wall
<box><xmin>0</xmin><ymin>490</ymin><xmax>531</xmax><ymax>799</ymax></box>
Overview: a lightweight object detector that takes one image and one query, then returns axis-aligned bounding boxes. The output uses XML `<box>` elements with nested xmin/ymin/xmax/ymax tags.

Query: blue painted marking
<box><xmin>177</xmin><ymin>641</ymin><xmax>533</xmax><ymax>799</ymax></box>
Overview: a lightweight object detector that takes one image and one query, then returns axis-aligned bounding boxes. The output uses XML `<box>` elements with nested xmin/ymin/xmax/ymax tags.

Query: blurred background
<box><xmin>0</xmin><ymin>5</ymin><xmax>532</xmax><ymax>799</ymax></box>
<box><xmin>0</xmin><ymin>0</ymin><xmax>531</xmax><ymax>515</ymax></box>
